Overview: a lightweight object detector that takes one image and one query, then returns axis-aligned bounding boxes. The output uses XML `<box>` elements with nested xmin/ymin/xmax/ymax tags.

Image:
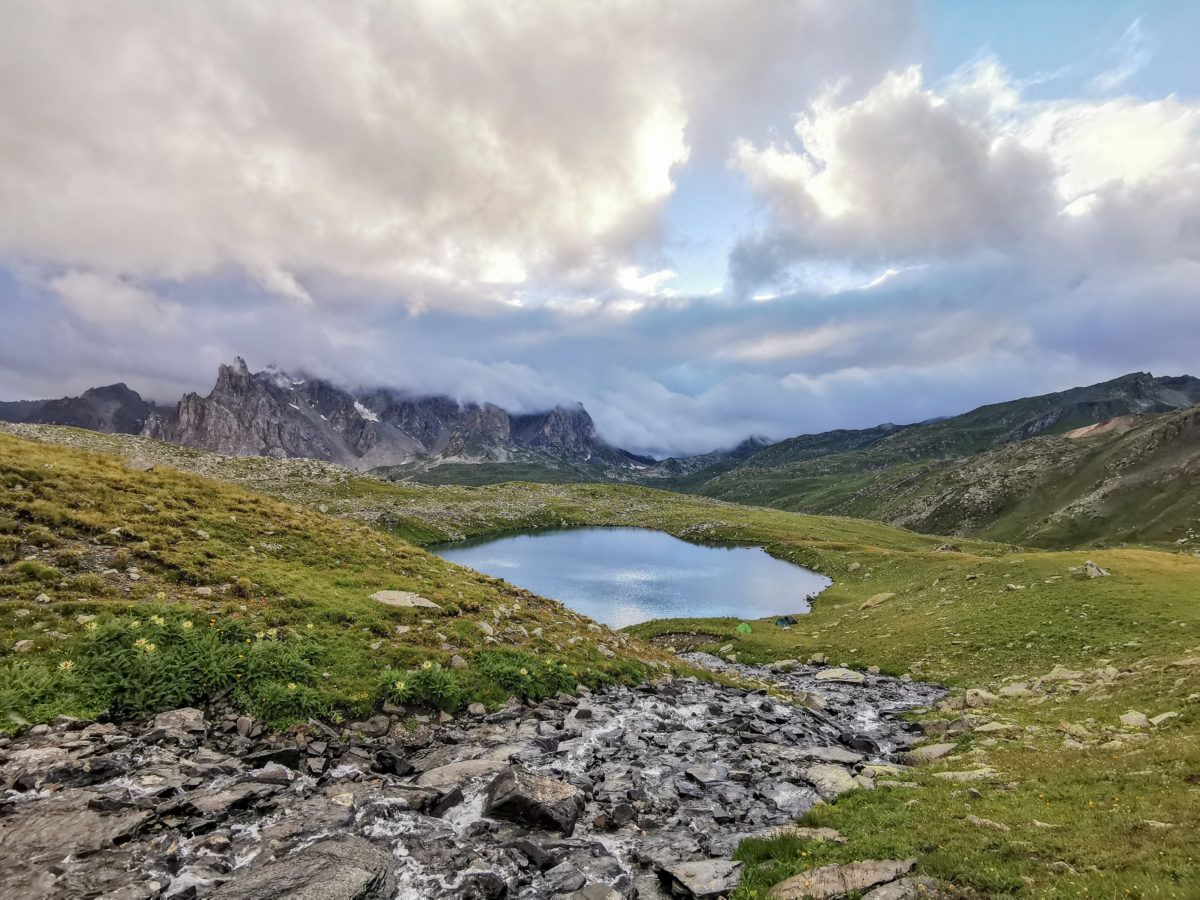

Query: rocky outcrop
<box><xmin>141</xmin><ymin>357</ymin><xmax>643</xmax><ymax>472</ymax></box>
<box><xmin>0</xmin><ymin>655</ymin><xmax>943</xmax><ymax>899</ymax></box>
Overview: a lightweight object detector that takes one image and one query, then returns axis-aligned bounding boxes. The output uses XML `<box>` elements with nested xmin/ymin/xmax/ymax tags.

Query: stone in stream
<box><xmin>769</xmin><ymin>858</ymin><xmax>917</xmax><ymax>899</ymax></box>
<box><xmin>484</xmin><ymin>766</ymin><xmax>585</xmax><ymax>835</ymax></box>
<box><xmin>416</xmin><ymin>758</ymin><xmax>507</xmax><ymax>788</ymax></box>
<box><xmin>208</xmin><ymin>835</ymin><xmax>396</xmax><ymax>899</ymax></box>
<box><xmin>815</xmin><ymin>667</ymin><xmax>866</xmax><ymax>684</ymax></box>
<box><xmin>0</xmin><ymin>649</ymin><xmax>944</xmax><ymax>898</ymax></box>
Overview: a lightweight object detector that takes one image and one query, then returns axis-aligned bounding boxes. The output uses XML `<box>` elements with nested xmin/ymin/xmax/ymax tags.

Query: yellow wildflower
<box><xmin>182</xmin><ymin>620</ymin><xmax>194</xmax><ymax>630</ymax></box>
<box><xmin>422</xmin><ymin>660</ymin><xmax>433</xmax><ymax>670</ymax></box>
<box><xmin>58</xmin><ymin>660</ymin><xmax>74</xmax><ymax>671</ymax></box>
<box><xmin>287</xmin><ymin>682</ymin><xmax>297</xmax><ymax>691</ymax></box>
<box><xmin>84</xmin><ymin>621</ymin><xmax>98</xmax><ymax>631</ymax></box>
<box><xmin>394</xmin><ymin>680</ymin><xmax>407</xmax><ymax>692</ymax></box>
<box><xmin>150</xmin><ymin>615</ymin><xmax>165</xmax><ymax>626</ymax></box>
<box><xmin>519</xmin><ymin>668</ymin><xmax>529</xmax><ymax>676</ymax></box>
<box><xmin>134</xmin><ymin>637</ymin><xmax>149</xmax><ymax>648</ymax></box>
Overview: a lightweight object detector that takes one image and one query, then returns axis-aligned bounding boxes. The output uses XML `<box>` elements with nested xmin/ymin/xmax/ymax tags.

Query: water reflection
<box><xmin>433</xmin><ymin>527</ymin><xmax>830</xmax><ymax>628</ymax></box>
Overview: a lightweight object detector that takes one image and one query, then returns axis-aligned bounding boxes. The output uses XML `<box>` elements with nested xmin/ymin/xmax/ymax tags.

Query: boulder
<box><xmin>804</xmin><ymin>764</ymin><xmax>859</xmax><ymax>801</ymax></box>
<box><xmin>964</xmin><ymin>689</ymin><xmax>998</xmax><ymax>708</ymax></box>
<box><xmin>902</xmin><ymin>743</ymin><xmax>956</xmax><ymax>766</ymax></box>
<box><xmin>860</xmin><ymin>592</ymin><xmax>895</xmax><ymax>610</ymax></box>
<box><xmin>1119</xmin><ymin>710</ymin><xmax>1150</xmax><ymax>729</ymax></box>
<box><xmin>768</xmin><ymin>859</ymin><xmax>916</xmax><ymax>899</ymax></box>
<box><xmin>370</xmin><ymin>590</ymin><xmax>442</xmax><ymax>610</ymax></box>
<box><xmin>863</xmin><ymin>877</ymin><xmax>945</xmax><ymax>899</ymax></box>
<box><xmin>145</xmin><ymin>707</ymin><xmax>207</xmax><ymax>744</ymax></box>
<box><xmin>752</xmin><ymin>825</ymin><xmax>846</xmax><ymax>844</ymax></box>
<box><xmin>484</xmin><ymin>766</ymin><xmax>584</xmax><ymax>835</ymax></box>
<box><xmin>1083</xmin><ymin>560</ymin><xmax>1111</xmax><ymax>578</ymax></box>
<box><xmin>657</xmin><ymin>859</ymin><xmax>742</xmax><ymax>900</ymax></box>
<box><xmin>814</xmin><ymin>668</ymin><xmax>865</xmax><ymax>684</ymax></box>
<box><xmin>208</xmin><ymin>835</ymin><xmax>395</xmax><ymax>899</ymax></box>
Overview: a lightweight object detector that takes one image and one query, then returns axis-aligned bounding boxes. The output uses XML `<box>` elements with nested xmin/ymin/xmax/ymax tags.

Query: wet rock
<box><xmin>484</xmin><ymin>766</ymin><xmax>585</xmax><ymax>835</ymax></box>
<box><xmin>208</xmin><ymin>835</ymin><xmax>396</xmax><ymax>899</ymax></box>
<box><xmin>417</xmin><ymin>758</ymin><xmax>507</xmax><ymax>788</ymax></box>
<box><xmin>769</xmin><ymin>858</ymin><xmax>917</xmax><ymax>899</ymax></box>
<box><xmin>159</xmin><ymin>780</ymin><xmax>282</xmax><ymax>820</ymax></box>
<box><xmin>0</xmin><ymin>790</ymin><xmax>152</xmax><ymax>863</ymax></box>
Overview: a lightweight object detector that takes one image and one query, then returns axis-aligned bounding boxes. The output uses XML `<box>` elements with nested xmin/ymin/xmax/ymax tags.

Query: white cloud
<box><xmin>0</xmin><ymin>1</ymin><xmax>911</xmax><ymax>313</ymax></box>
<box><xmin>50</xmin><ymin>271</ymin><xmax>183</xmax><ymax>334</ymax></box>
<box><xmin>731</xmin><ymin>60</ymin><xmax>1200</xmax><ymax>285</ymax></box>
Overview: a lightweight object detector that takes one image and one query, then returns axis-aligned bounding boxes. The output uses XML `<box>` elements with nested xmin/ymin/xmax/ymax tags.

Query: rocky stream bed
<box><xmin>0</xmin><ymin>655</ymin><xmax>945</xmax><ymax>899</ymax></box>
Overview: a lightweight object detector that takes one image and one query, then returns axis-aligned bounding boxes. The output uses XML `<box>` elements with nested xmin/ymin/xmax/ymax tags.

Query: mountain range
<box><xmin>3</xmin><ymin>362</ymin><xmax>1199</xmax><ymax>547</ymax></box>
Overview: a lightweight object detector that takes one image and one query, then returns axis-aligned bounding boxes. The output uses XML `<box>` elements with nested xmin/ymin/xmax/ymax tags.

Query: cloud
<box><xmin>2</xmin><ymin>6</ymin><xmax>1198</xmax><ymax>459</ymax></box>
<box><xmin>1090</xmin><ymin>18</ymin><xmax>1153</xmax><ymax>93</ymax></box>
<box><xmin>0</xmin><ymin>1</ymin><xmax>912</xmax><ymax>312</ymax></box>
<box><xmin>50</xmin><ymin>271</ymin><xmax>184</xmax><ymax>334</ymax></box>
<box><xmin>730</xmin><ymin>59</ymin><xmax>1200</xmax><ymax>286</ymax></box>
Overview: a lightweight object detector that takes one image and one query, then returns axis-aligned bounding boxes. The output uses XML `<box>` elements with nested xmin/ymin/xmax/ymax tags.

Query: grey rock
<box><xmin>769</xmin><ymin>859</ymin><xmax>917</xmax><ymax>899</ymax></box>
<box><xmin>416</xmin><ymin>758</ymin><xmax>507</xmax><ymax>788</ymax></box>
<box><xmin>208</xmin><ymin>835</ymin><xmax>396</xmax><ymax>899</ymax></box>
<box><xmin>658</xmin><ymin>859</ymin><xmax>742</xmax><ymax>900</ymax></box>
<box><xmin>484</xmin><ymin>766</ymin><xmax>585</xmax><ymax>835</ymax></box>
<box><xmin>370</xmin><ymin>590</ymin><xmax>442</xmax><ymax>610</ymax></box>
<box><xmin>804</xmin><ymin>764</ymin><xmax>860</xmax><ymax>801</ymax></box>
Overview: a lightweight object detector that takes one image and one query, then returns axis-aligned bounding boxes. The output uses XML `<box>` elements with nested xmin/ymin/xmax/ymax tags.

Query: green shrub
<box><xmin>382</xmin><ymin>661</ymin><xmax>462</xmax><ymax>711</ymax></box>
<box><xmin>0</xmin><ymin>534</ymin><xmax>20</xmax><ymax>564</ymax></box>
<box><xmin>237</xmin><ymin>680</ymin><xmax>328</xmax><ymax>724</ymax></box>
<box><xmin>110</xmin><ymin>549</ymin><xmax>130</xmax><ymax>570</ymax></box>
<box><xmin>9</xmin><ymin>560</ymin><xmax>60</xmax><ymax>583</ymax></box>
<box><xmin>471</xmin><ymin>650</ymin><xmax>575</xmax><ymax>701</ymax></box>
<box><xmin>53</xmin><ymin>549</ymin><xmax>85</xmax><ymax>571</ymax></box>
<box><xmin>67</xmin><ymin>573</ymin><xmax>108</xmax><ymax>595</ymax></box>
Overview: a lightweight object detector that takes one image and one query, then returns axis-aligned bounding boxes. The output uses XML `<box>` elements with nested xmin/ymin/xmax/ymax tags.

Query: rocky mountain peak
<box><xmin>141</xmin><ymin>359</ymin><xmax>640</xmax><ymax>471</ymax></box>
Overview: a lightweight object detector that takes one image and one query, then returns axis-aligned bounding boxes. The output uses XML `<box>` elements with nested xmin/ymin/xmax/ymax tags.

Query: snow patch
<box><xmin>353</xmin><ymin>401</ymin><xmax>380</xmax><ymax>423</ymax></box>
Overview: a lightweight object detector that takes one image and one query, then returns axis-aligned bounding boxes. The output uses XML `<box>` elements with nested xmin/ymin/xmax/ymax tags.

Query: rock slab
<box><xmin>769</xmin><ymin>858</ymin><xmax>917</xmax><ymax>899</ymax></box>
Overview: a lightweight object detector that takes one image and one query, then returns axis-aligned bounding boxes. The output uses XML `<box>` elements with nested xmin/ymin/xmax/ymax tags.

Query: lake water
<box><xmin>433</xmin><ymin>526</ymin><xmax>830</xmax><ymax>628</ymax></box>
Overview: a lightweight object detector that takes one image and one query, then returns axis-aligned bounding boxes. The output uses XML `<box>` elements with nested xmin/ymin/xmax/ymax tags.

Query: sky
<box><xmin>1</xmin><ymin>1</ymin><xmax>1198</xmax><ymax>456</ymax></box>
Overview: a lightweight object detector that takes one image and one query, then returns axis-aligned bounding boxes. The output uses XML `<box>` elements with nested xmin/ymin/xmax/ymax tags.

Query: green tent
<box><xmin>735</xmin><ymin>622</ymin><xmax>752</xmax><ymax>634</ymax></box>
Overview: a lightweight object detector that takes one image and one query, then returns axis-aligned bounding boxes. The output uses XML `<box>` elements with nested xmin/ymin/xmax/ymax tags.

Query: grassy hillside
<box><xmin>693</xmin><ymin>392</ymin><xmax>1200</xmax><ymax>550</ymax></box>
<box><xmin>0</xmin><ymin>432</ymin><xmax>663</xmax><ymax>728</ymax></box>
<box><xmin>3</xmin><ymin>424</ymin><xmax>1200</xmax><ymax>896</ymax></box>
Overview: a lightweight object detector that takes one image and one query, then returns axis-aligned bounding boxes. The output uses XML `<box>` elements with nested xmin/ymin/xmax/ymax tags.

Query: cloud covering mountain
<box><xmin>1</xmin><ymin>1</ymin><xmax>1198</xmax><ymax>455</ymax></box>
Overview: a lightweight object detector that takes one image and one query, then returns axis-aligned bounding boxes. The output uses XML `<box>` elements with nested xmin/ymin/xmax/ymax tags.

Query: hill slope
<box><xmin>689</xmin><ymin>373</ymin><xmax>1200</xmax><ymax>547</ymax></box>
